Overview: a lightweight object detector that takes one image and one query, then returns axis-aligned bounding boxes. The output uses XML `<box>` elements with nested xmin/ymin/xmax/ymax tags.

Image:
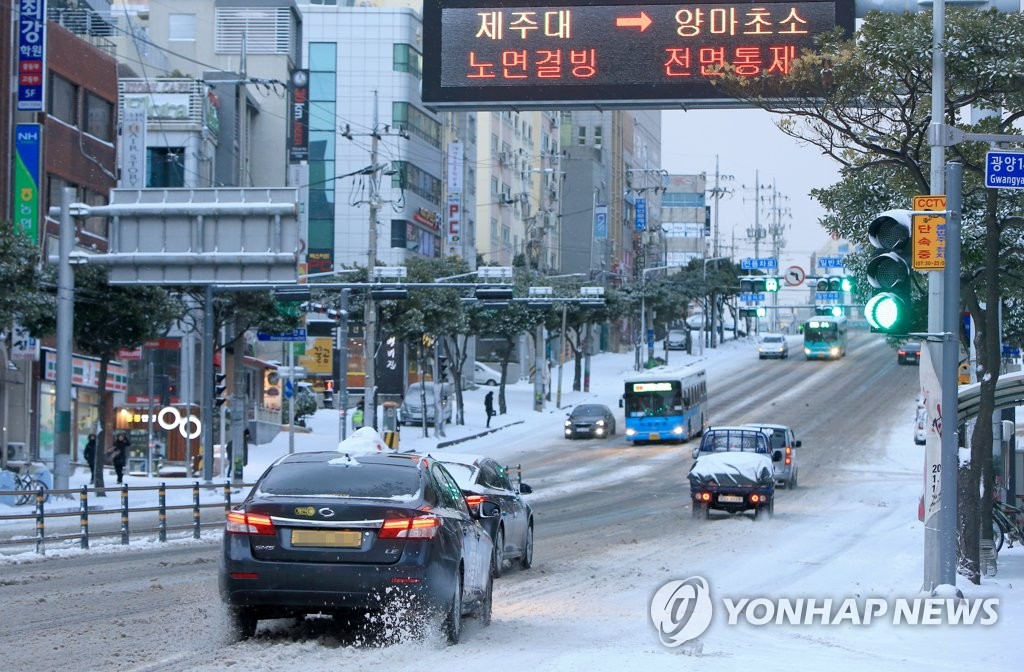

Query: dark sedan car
<box><xmin>564</xmin><ymin>404</ymin><xmax>617</xmax><ymax>439</ymax></box>
<box><xmin>898</xmin><ymin>341</ymin><xmax>922</xmax><ymax>365</ymax></box>
<box><xmin>431</xmin><ymin>453</ymin><xmax>534</xmax><ymax>578</ymax></box>
<box><xmin>219</xmin><ymin>451</ymin><xmax>495</xmax><ymax>644</ymax></box>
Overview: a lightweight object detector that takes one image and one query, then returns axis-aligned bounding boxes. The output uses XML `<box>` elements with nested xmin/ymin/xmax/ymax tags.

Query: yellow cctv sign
<box><xmin>912</xmin><ymin>195</ymin><xmax>946</xmax><ymax>271</ymax></box>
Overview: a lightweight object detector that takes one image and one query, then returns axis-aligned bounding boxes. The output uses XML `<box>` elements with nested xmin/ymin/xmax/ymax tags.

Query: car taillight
<box><xmin>378</xmin><ymin>515</ymin><xmax>442</xmax><ymax>539</ymax></box>
<box><xmin>225</xmin><ymin>511</ymin><xmax>276</xmax><ymax>535</ymax></box>
<box><xmin>464</xmin><ymin>495</ymin><xmax>486</xmax><ymax>513</ymax></box>
<box><xmin>785</xmin><ymin>446</ymin><xmax>792</xmax><ymax>466</ymax></box>
<box><xmin>750</xmin><ymin>494</ymin><xmax>762</xmax><ymax>503</ymax></box>
<box><xmin>695</xmin><ymin>492</ymin><xmax>711</xmax><ymax>502</ymax></box>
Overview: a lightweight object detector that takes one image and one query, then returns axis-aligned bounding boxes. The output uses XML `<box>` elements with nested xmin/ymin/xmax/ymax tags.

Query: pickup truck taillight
<box><xmin>785</xmin><ymin>446</ymin><xmax>792</xmax><ymax>465</ymax></box>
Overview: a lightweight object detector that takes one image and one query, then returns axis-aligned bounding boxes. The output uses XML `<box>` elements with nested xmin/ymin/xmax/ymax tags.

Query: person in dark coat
<box><xmin>484</xmin><ymin>391</ymin><xmax>495</xmax><ymax>428</ymax></box>
<box><xmin>83</xmin><ymin>434</ymin><xmax>97</xmax><ymax>478</ymax></box>
<box><xmin>109</xmin><ymin>432</ymin><xmax>130</xmax><ymax>484</ymax></box>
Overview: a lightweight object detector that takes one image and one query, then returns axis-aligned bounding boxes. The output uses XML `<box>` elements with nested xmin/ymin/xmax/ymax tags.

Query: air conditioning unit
<box><xmin>498</xmin><ymin>152</ymin><xmax>510</xmax><ymax>166</ymax></box>
<box><xmin>6</xmin><ymin>442</ymin><xmax>28</xmax><ymax>462</ymax></box>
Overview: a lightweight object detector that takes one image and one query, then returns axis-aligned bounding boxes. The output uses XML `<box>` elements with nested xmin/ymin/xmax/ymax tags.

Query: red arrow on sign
<box><xmin>616</xmin><ymin>12</ymin><xmax>652</xmax><ymax>31</ymax></box>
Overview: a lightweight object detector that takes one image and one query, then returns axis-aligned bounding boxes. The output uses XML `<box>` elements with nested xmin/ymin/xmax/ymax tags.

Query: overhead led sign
<box><xmin>422</xmin><ymin>0</ymin><xmax>855</xmax><ymax>109</ymax></box>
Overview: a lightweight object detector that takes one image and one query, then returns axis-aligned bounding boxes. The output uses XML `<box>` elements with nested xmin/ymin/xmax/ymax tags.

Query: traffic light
<box><xmin>764</xmin><ymin>276</ymin><xmax>779</xmax><ymax>293</ymax></box>
<box><xmin>865</xmin><ymin>210</ymin><xmax>913</xmax><ymax>333</ymax></box>
<box><xmin>752</xmin><ymin>277</ymin><xmax>767</xmax><ymax>293</ymax></box>
<box><xmin>214</xmin><ymin>372</ymin><xmax>228</xmax><ymax>408</ymax></box>
<box><xmin>815</xmin><ymin>305</ymin><xmax>834</xmax><ymax>316</ymax></box>
<box><xmin>740</xmin><ymin>306</ymin><xmax>766</xmax><ymax>318</ymax></box>
<box><xmin>828</xmin><ymin>277</ymin><xmax>842</xmax><ymax>292</ymax></box>
<box><xmin>739</xmin><ymin>277</ymin><xmax>755</xmax><ymax>293</ymax></box>
<box><xmin>840</xmin><ymin>276</ymin><xmax>854</xmax><ymax>293</ymax></box>
<box><xmin>437</xmin><ymin>355</ymin><xmax>450</xmax><ymax>380</ymax></box>
<box><xmin>816</xmin><ymin>278</ymin><xmax>829</xmax><ymax>292</ymax></box>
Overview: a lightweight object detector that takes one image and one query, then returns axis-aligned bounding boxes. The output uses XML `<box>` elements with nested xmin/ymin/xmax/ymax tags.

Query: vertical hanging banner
<box><xmin>447</xmin><ymin>141</ymin><xmax>463</xmax><ymax>194</ymax></box>
<box><xmin>14</xmin><ymin>123</ymin><xmax>41</xmax><ymax>241</ymax></box>
<box><xmin>447</xmin><ymin>193</ymin><xmax>462</xmax><ymax>253</ymax></box>
<box><xmin>594</xmin><ymin>205</ymin><xmax>608</xmax><ymax>240</ymax></box>
<box><xmin>121</xmin><ymin>98</ymin><xmax>148</xmax><ymax>189</ymax></box>
<box><xmin>17</xmin><ymin>0</ymin><xmax>47</xmax><ymax>112</ymax></box>
<box><xmin>288</xmin><ymin>69</ymin><xmax>310</xmax><ymax>163</ymax></box>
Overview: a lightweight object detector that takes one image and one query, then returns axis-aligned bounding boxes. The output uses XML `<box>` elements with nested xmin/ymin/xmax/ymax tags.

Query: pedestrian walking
<box><xmin>84</xmin><ymin>434</ymin><xmax>97</xmax><ymax>478</ymax></box>
<box><xmin>484</xmin><ymin>390</ymin><xmax>495</xmax><ymax>428</ymax></box>
<box><xmin>109</xmin><ymin>432</ymin><xmax>130</xmax><ymax>484</ymax></box>
<box><xmin>352</xmin><ymin>403</ymin><xmax>364</xmax><ymax>430</ymax></box>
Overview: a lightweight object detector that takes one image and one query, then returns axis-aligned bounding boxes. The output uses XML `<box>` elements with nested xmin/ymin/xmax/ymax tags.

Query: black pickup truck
<box><xmin>688</xmin><ymin>426</ymin><xmax>780</xmax><ymax>520</ymax></box>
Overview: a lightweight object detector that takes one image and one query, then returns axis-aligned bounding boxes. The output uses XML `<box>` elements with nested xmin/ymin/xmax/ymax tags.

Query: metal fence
<box><xmin>0</xmin><ymin>481</ymin><xmax>252</xmax><ymax>555</ymax></box>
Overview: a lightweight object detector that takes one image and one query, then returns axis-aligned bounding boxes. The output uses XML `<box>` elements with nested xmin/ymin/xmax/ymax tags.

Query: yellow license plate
<box><xmin>649</xmin><ymin>433</ymin><xmax>660</xmax><ymax>441</ymax></box>
<box><xmin>291</xmin><ymin>529</ymin><xmax>363</xmax><ymax>548</ymax></box>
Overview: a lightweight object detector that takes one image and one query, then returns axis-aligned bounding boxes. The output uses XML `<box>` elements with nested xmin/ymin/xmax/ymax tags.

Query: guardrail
<box><xmin>0</xmin><ymin>481</ymin><xmax>253</xmax><ymax>555</ymax></box>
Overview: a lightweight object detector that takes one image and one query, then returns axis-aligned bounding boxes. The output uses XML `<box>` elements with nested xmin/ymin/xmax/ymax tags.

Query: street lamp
<box><xmin>637</xmin><ymin>264</ymin><xmax>680</xmax><ymax>371</ymax></box>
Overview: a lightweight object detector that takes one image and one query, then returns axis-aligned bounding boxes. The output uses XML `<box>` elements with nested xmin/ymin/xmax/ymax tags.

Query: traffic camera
<box><xmin>865</xmin><ymin>210</ymin><xmax>913</xmax><ymax>334</ymax></box>
<box><xmin>214</xmin><ymin>372</ymin><xmax>228</xmax><ymax>408</ymax></box>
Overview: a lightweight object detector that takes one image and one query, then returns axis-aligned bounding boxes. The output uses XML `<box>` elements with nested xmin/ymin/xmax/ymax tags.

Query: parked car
<box><xmin>564</xmin><ymin>404</ymin><xmax>617</xmax><ymax>439</ymax></box>
<box><xmin>429</xmin><ymin>452</ymin><xmax>534</xmax><ymax>578</ymax></box>
<box><xmin>399</xmin><ymin>382</ymin><xmax>453</xmax><ymax>426</ymax></box>
<box><xmin>757</xmin><ymin>334</ymin><xmax>789</xmax><ymax>360</ymax></box>
<box><xmin>473</xmin><ymin>362</ymin><xmax>501</xmax><ymax>386</ymax></box>
<box><xmin>742</xmin><ymin>423</ymin><xmax>801</xmax><ymax>488</ymax></box>
<box><xmin>666</xmin><ymin>329</ymin><xmax>689</xmax><ymax>350</ymax></box>
<box><xmin>219</xmin><ymin>450</ymin><xmax>495</xmax><ymax>644</ymax></box>
<box><xmin>914</xmin><ymin>406</ymin><xmax>927</xmax><ymax>445</ymax></box>
<box><xmin>898</xmin><ymin>341</ymin><xmax>922</xmax><ymax>365</ymax></box>
<box><xmin>689</xmin><ymin>426</ymin><xmax>779</xmax><ymax>520</ymax></box>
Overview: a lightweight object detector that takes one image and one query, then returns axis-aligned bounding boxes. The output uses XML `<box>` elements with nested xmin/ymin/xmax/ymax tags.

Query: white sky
<box><xmin>1</xmin><ymin>333</ymin><xmax>1020</xmax><ymax>670</ymax></box>
<box><xmin>661</xmin><ymin>108</ymin><xmax>843</xmax><ymax>272</ymax></box>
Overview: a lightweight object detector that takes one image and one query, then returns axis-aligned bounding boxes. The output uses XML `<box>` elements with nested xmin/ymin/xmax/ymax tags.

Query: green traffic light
<box><xmin>765</xmin><ymin>277</ymin><xmax>779</xmax><ymax>292</ymax></box>
<box><xmin>840</xmin><ymin>277</ymin><xmax>853</xmax><ymax>292</ymax></box>
<box><xmin>865</xmin><ymin>292</ymin><xmax>904</xmax><ymax>332</ymax></box>
<box><xmin>756</xmin><ymin>307</ymin><xmax>767</xmax><ymax>318</ymax></box>
<box><xmin>830</xmin><ymin>306</ymin><xmax>843</xmax><ymax>318</ymax></box>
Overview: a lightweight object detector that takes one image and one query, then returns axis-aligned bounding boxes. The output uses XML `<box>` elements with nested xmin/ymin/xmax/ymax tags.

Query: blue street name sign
<box><xmin>817</xmin><ymin>256</ymin><xmax>845</xmax><ymax>269</ymax></box>
<box><xmin>816</xmin><ymin>291</ymin><xmax>841</xmax><ymax>301</ymax></box>
<box><xmin>635</xmin><ymin>198</ymin><xmax>647</xmax><ymax>232</ymax></box>
<box><xmin>740</xmin><ymin>257</ymin><xmax>777</xmax><ymax>270</ymax></box>
<box><xmin>257</xmin><ymin>328</ymin><xmax>307</xmax><ymax>342</ymax></box>
<box><xmin>985</xmin><ymin>150</ymin><xmax>1024</xmax><ymax>189</ymax></box>
<box><xmin>740</xmin><ymin>292</ymin><xmax>766</xmax><ymax>302</ymax></box>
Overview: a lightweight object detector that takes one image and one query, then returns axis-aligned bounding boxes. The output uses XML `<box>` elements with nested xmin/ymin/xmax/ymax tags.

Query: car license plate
<box><xmin>718</xmin><ymin>495</ymin><xmax>744</xmax><ymax>504</ymax></box>
<box><xmin>291</xmin><ymin>529</ymin><xmax>362</xmax><ymax>548</ymax></box>
<box><xmin>649</xmin><ymin>433</ymin><xmax>660</xmax><ymax>441</ymax></box>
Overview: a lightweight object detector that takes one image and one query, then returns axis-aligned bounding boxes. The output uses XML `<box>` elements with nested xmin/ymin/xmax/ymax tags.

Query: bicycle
<box><xmin>12</xmin><ymin>469</ymin><xmax>50</xmax><ymax>507</ymax></box>
<box><xmin>993</xmin><ymin>500</ymin><xmax>1024</xmax><ymax>552</ymax></box>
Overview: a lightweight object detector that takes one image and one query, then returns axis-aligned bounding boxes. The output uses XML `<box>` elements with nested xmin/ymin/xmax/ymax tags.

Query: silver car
<box><xmin>742</xmin><ymin>423</ymin><xmax>800</xmax><ymax>488</ymax></box>
<box><xmin>399</xmin><ymin>382</ymin><xmax>453</xmax><ymax>426</ymax></box>
<box><xmin>757</xmin><ymin>334</ymin><xmax>789</xmax><ymax>360</ymax></box>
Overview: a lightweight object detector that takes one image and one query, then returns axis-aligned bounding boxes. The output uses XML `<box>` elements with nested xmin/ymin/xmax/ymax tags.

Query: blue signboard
<box><xmin>635</xmin><ymin>198</ymin><xmax>647</xmax><ymax>232</ymax></box>
<box><xmin>817</xmin><ymin>256</ymin><xmax>845</xmax><ymax>269</ymax></box>
<box><xmin>17</xmin><ymin>0</ymin><xmax>47</xmax><ymax>111</ymax></box>
<box><xmin>985</xmin><ymin>150</ymin><xmax>1024</xmax><ymax>189</ymax></box>
<box><xmin>257</xmin><ymin>328</ymin><xmax>307</xmax><ymax>342</ymax></box>
<box><xmin>594</xmin><ymin>205</ymin><xmax>608</xmax><ymax>240</ymax></box>
<box><xmin>740</xmin><ymin>293</ymin><xmax>766</xmax><ymax>302</ymax></box>
<box><xmin>816</xmin><ymin>291</ymin><xmax>841</xmax><ymax>301</ymax></box>
<box><xmin>741</xmin><ymin>257</ymin><xmax>778</xmax><ymax>270</ymax></box>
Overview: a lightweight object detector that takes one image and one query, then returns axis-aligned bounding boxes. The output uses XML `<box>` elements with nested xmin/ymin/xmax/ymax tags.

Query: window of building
<box><xmin>147</xmin><ymin>148</ymin><xmax>185</xmax><ymax>188</ymax></box>
<box><xmin>467</xmin><ymin>166</ymin><xmax>476</xmax><ymax>195</ymax></box>
<box><xmin>491</xmin><ymin>176</ymin><xmax>498</xmax><ymax>195</ymax></box>
<box><xmin>168</xmin><ymin>13</ymin><xmax>197</xmax><ymax>41</ymax></box>
<box><xmin>390</xmin><ymin>160</ymin><xmax>441</xmax><ymax>205</ymax></box>
<box><xmin>594</xmin><ymin>126</ymin><xmax>603</xmax><ymax>148</ymax></box>
<box><xmin>392</xmin><ymin>102</ymin><xmax>441</xmax><ymax>148</ymax></box>
<box><xmin>393</xmin><ymin>43</ymin><xmax>423</xmax><ymax>78</ymax></box>
<box><xmin>309</xmin><ymin>42</ymin><xmax>337</xmax><ymax>71</ymax></box>
<box><xmin>309</xmin><ymin>71</ymin><xmax>336</xmax><ymax>101</ymax></box>
<box><xmin>490</xmin><ymin>133</ymin><xmax>498</xmax><ymax>153</ymax></box>
<box><xmin>84</xmin><ymin>92</ymin><xmax>113</xmax><ymax>142</ymax></box>
<box><xmin>391</xmin><ymin>219</ymin><xmax>407</xmax><ymax>248</ymax></box>
<box><xmin>48</xmin><ymin>74</ymin><xmax>77</xmax><ymax>126</ymax></box>
<box><xmin>490</xmin><ymin>218</ymin><xmax>498</xmax><ymax>241</ymax></box>
<box><xmin>215</xmin><ymin>7</ymin><xmax>294</xmax><ymax>55</ymax></box>
<box><xmin>577</xmin><ymin>126</ymin><xmax>587</xmax><ymax>146</ymax></box>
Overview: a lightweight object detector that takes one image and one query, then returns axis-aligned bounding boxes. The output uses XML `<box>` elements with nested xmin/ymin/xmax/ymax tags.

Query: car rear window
<box><xmin>762</xmin><ymin>336</ymin><xmax>783</xmax><ymax>343</ymax></box>
<box><xmin>440</xmin><ymin>461</ymin><xmax>475</xmax><ymax>488</ymax></box>
<box><xmin>256</xmin><ymin>459</ymin><xmax>421</xmax><ymax>500</ymax></box>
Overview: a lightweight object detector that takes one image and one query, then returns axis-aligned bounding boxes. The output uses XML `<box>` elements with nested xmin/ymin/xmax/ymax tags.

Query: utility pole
<box><xmin>364</xmin><ymin>98</ymin><xmax>380</xmax><ymax>432</ymax></box>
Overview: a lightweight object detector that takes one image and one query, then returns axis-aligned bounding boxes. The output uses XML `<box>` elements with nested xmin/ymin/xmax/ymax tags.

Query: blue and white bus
<box><xmin>622</xmin><ymin>370</ymin><xmax>708</xmax><ymax>444</ymax></box>
<box><xmin>802</xmin><ymin>315</ymin><xmax>848</xmax><ymax>360</ymax></box>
